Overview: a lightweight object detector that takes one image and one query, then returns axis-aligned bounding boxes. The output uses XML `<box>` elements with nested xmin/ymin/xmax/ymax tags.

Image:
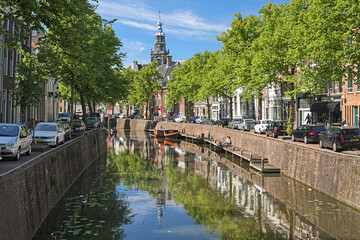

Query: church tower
<box><xmin>151</xmin><ymin>12</ymin><xmax>170</xmax><ymax>65</ymax></box>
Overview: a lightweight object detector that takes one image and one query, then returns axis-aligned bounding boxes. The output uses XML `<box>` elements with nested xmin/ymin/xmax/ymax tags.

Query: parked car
<box><xmin>58</xmin><ymin>121</ymin><xmax>71</xmax><ymax>140</ymax></box>
<box><xmin>218</xmin><ymin>118</ymin><xmax>230</xmax><ymax>127</ymax></box>
<box><xmin>119</xmin><ymin>113</ymin><xmax>127</xmax><ymax>119</ymax></box>
<box><xmin>0</xmin><ymin>123</ymin><xmax>32</xmax><ymax>160</ymax></box>
<box><xmin>58</xmin><ymin>112</ymin><xmax>70</xmax><ymax>122</ymax></box>
<box><xmin>73</xmin><ymin>120</ymin><xmax>86</xmax><ymax>134</ymax></box>
<box><xmin>291</xmin><ymin>125</ymin><xmax>326</xmax><ymax>144</ymax></box>
<box><xmin>319</xmin><ymin>127</ymin><xmax>360</xmax><ymax>152</ymax></box>
<box><xmin>228</xmin><ymin>118</ymin><xmax>243</xmax><ymax>129</ymax></box>
<box><xmin>265</xmin><ymin>120</ymin><xmax>287</xmax><ymax>138</ymax></box>
<box><xmin>86</xmin><ymin>117</ymin><xmax>100</xmax><ymax>129</ymax></box>
<box><xmin>195</xmin><ymin>116</ymin><xmax>207</xmax><ymax>124</ymax></box>
<box><xmin>34</xmin><ymin>122</ymin><xmax>65</xmax><ymax>146</ymax></box>
<box><xmin>187</xmin><ymin>116</ymin><xmax>197</xmax><ymax>123</ymax></box>
<box><xmin>254</xmin><ymin>120</ymin><xmax>271</xmax><ymax>134</ymax></box>
<box><xmin>174</xmin><ymin>115</ymin><xmax>186</xmax><ymax>123</ymax></box>
<box><xmin>237</xmin><ymin>119</ymin><xmax>256</xmax><ymax>131</ymax></box>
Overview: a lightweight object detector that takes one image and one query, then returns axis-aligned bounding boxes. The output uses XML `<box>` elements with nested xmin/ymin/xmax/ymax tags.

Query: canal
<box><xmin>33</xmin><ymin>131</ymin><xmax>360</xmax><ymax>239</ymax></box>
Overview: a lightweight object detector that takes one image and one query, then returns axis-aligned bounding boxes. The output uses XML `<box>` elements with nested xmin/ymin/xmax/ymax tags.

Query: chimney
<box><xmin>166</xmin><ymin>55</ymin><xmax>172</xmax><ymax>67</ymax></box>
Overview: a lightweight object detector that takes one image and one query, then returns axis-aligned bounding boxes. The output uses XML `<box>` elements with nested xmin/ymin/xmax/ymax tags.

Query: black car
<box><xmin>187</xmin><ymin>116</ymin><xmax>197</xmax><ymax>123</ymax></box>
<box><xmin>319</xmin><ymin>127</ymin><xmax>360</xmax><ymax>152</ymax></box>
<box><xmin>57</xmin><ymin>121</ymin><xmax>71</xmax><ymax>140</ymax></box>
<box><xmin>291</xmin><ymin>125</ymin><xmax>326</xmax><ymax>144</ymax></box>
<box><xmin>219</xmin><ymin>118</ymin><xmax>230</xmax><ymax>127</ymax></box>
<box><xmin>265</xmin><ymin>121</ymin><xmax>287</xmax><ymax>138</ymax></box>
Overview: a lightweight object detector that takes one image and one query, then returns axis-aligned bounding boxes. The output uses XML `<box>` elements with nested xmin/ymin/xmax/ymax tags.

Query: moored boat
<box><xmin>154</xmin><ymin>129</ymin><xmax>179</xmax><ymax>138</ymax></box>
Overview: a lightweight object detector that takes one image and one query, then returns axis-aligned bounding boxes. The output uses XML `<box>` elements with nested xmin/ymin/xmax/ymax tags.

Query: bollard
<box><xmin>261</xmin><ymin>157</ymin><xmax>265</xmax><ymax>171</ymax></box>
<box><xmin>250</xmin><ymin>153</ymin><xmax>252</xmax><ymax>161</ymax></box>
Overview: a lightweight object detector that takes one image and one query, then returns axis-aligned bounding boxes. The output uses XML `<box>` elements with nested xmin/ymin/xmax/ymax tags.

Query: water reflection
<box><xmin>34</xmin><ymin>131</ymin><xmax>360</xmax><ymax>240</ymax></box>
<box><xmin>112</xmin><ymin>131</ymin><xmax>360</xmax><ymax>240</ymax></box>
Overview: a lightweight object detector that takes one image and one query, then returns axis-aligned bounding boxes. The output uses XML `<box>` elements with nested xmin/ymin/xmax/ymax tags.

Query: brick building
<box><xmin>343</xmin><ymin>70</ymin><xmax>360</xmax><ymax>127</ymax></box>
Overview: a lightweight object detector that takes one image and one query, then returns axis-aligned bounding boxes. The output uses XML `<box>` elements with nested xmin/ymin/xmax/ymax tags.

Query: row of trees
<box><xmin>166</xmin><ymin>0</ymin><xmax>360</xmax><ymax>132</ymax></box>
<box><xmin>1</xmin><ymin>0</ymin><xmax>127</xmax><ymax>126</ymax></box>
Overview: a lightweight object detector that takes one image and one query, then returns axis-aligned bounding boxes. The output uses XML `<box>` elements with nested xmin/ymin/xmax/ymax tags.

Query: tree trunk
<box><xmin>257</xmin><ymin>97</ymin><xmax>262</xmax><ymax>120</ymax></box>
<box><xmin>92</xmin><ymin>101</ymin><xmax>96</xmax><ymax>113</ymax></box>
<box><xmin>206</xmin><ymin>99</ymin><xmax>211</xmax><ymax>120</ymax></box>
<box><xmin>80</xmin><ymin>93</ymin><xmax>87</xmax><ymax>128</ymax></box>
<box><xmin>146</xmin><ymin>101</ymin><xmax>149</xmax><ymax>119</ymax></box>
<box><xmin>70</xmin><ymin>81</ymin><xmax>75</xmax><ymax>130</ymax></box>
<box><xmin>229</xmin><ymin>96</ymin><xmax>233</xmax><ymax>121</ymax></box>
<box><xmin>88</xmin><ymin>101</ymin><xmax>93</xmax><ymax>115</ymax></box>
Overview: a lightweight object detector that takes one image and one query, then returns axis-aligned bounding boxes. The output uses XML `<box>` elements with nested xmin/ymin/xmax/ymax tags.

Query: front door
<box><xmin>354</xmin><ymin>107</ymin><xmax>358</xmax><ymax>127</ymax></box>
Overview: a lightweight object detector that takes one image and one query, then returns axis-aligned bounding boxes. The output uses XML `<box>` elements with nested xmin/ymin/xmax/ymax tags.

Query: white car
<box><xmin>196</xmin><ymin>116</ymin><xmax>207</xmax><ymax>124</ymax></box>
<box><xmin>254</xmin><ymin>120</ymin><xmax>271</xmax><ymax>134</ymax></box>
<box><xmin>34</xmin><ymin>122</ymin><xmax>65</xmax><ymax>146</ymax></box>
<box><xmin>174</xmin><ymin>115</ymin><xmax>186</xmax><ymax>123</ymax></box>
<box><xmin>0</xmin><ymin>123</ymin><xmax>32</xmax><ymax>160</ymax></box>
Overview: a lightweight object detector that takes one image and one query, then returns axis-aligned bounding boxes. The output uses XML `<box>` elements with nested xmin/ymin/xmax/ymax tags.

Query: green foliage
<box><xmin>51</xmin><ymin>155</ymin><xmax>58</xmax><ymax>165</ymax></box>
<box><xmin>50</xmin><ymin>173</ymin><xmax>59</xmax><ymax>187</ymax></box>
<box><xmin>12</xmin><ymin>51</ymin><xmax>48</xmax><ymax>109</ymax></box>
<box><xmin>132</xmin><ymin>61</ymin><xmax>162</xmax><ymax>118</ymax></box>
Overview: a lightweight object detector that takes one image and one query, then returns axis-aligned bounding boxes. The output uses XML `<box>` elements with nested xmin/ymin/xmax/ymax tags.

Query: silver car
<box><xmin>237</xmin><ymin>119</ymin><xmax>256</xmax><ymax>131</ymax></box>
<box><xmin>0</xmin><ymin>123</ymin><xmax>32</xmax><ymax>160</ymax></box>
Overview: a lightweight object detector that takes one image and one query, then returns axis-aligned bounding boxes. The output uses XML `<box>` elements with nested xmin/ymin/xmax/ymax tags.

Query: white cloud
<box><xmin>97</xmin><ymin>0</ymin><xmax>227</xmax><ymax>37</ymax></box>
<box><xmin>118</xmin><ymin>20</ymin><xmax>156</xmax><ymax>32</ymax></box>
<box><xmin>121</xmin><ymin>39</ymin><xmax>151</xmax><ymax>67</ymax></box>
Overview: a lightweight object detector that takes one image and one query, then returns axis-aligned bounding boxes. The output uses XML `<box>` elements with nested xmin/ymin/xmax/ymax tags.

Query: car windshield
<box><xmin>0</xmin><ymin>125</ymin><xmax>19</xmax><ymax>137</ymax></box>
<box><xmin>274</xmin><ymin>122</ymin><xmax>286</xmax><ymax>127</ymax></box>
<box><xmin>342</xmin><ymin>129</ymin><xmax>360</xmax><ymax>135</ymax></box>
<box><xmin>35</xmin><ymin>124</ymin><xmax>57</xmax><ymax>132</ymax></box>
<box><xmin>73</xmin><ymin>121</ymin><xmax>82</xmax><ymax>127</ymax></box>
<box><xmin>60</xmin><ymin>113</ymin><xmax>70</xmax><ymax>117</ymax></box>
<box><xmin>262</xmin><ymin>120</ymin><xmax>270</xmax><ymax>124</ymax></box>
<box><xmin>310</xmin><ymin>126</ymin><xmax>326</xmax><ymax>132</ymax></box>
<box><xmin>87</xmin><ymin>117</ymin><xmax>97</xmax><ymax>121</ymax></box>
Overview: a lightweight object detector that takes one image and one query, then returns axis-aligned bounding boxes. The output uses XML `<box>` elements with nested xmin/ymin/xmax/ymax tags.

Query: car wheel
<box><xmin>291</xmin><ymin>134</ymin><xmax>295</xmax><ymax>141</ymax></box>
<box><xmin>266</xmin><ymin>131</ymin><xmax>269</xmax><ymax>137</ymax></box>
<box><xmin>14</xmin><ymin>148</ymin><xmax>20</xmax><ymax>161</ymax></box>
<box><xmin>319</xmin><ymin>139</ymin><xmax>324</xmax><ymax>148</ymax></box>
<box><xmin>26</xmin><ymin>145</ymin><xmax>31</xmax><ymax>155</ymax></box>
<box><xmin>304</xmin><ymin>136</ymin><xmax>308</xmax><ymax>144</ymax></box>
<box><xmin>333</xmin><ymin>142</ymin><xmax>339</xmax><ymax>152</ymax></box>
<box><xmin>55</xmin><ymin>138</ymin><xmax>58</xmax><ymax>146</ymax></box>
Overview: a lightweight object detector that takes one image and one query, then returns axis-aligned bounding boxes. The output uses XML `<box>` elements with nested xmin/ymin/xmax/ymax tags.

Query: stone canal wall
<box><xmin>115</xmin><ymin>119</ymin><xmax>157</xmax><ymax>131</ymax></box>
<box><xmin>155</xmin><ymin>121</ymin><xmax>360</xmax><ymax>210</ymax></box>
<box><xmin>0</xmin><ymin>129</ymin><xmax>107</xmax><ymax>240</ymax></box>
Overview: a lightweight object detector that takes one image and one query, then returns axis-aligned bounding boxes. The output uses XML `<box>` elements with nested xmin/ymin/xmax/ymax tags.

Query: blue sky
<box><xmin>96</xmin><ymin>0</ymin><xmax>290</xmax><ymax>68</ymax></box>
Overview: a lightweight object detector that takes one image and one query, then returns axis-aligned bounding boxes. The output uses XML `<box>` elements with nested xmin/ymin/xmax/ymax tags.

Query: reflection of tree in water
<box><xmin>33</xmin><ymin>152</ymin><xmax>134</xmax><ymax>240</ymax></box>
<box><xmin>113</xmin><ymin>149</ymin><xmax>286</xmax><ymax>239</ymax></box>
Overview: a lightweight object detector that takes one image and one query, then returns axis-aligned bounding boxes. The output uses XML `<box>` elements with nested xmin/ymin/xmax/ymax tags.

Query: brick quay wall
<box><xmin>158</xmin><ymin>121</ymin><xmax>360</xmax><ymax>209</ymax></box>
<box><xmin>115</xmin><ymin>119</ymin><xmax>360</xmax><ymax>210</ymax></box>
<box><xmin>0</xmin><ymin>129</ymin><xmax>108</xmax><ymax>240</ymax></box>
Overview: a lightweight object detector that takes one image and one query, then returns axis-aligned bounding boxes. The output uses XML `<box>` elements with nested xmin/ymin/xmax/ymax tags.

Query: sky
<box><xmin>96</xmin><ymin>0</ymin><xmax>290</xmax><ymax>68</ymax></box>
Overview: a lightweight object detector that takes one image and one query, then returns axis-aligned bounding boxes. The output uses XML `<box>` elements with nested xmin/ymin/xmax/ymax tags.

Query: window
<box><xmin>11</xmin><ymin>21</ymin><xmax>15</xmax><ymax>34</ymax></box>
<box><xmin>9</xmin><ymin>50</ymin><xmax>14</xmax><ymax>77</ymax></box>
<box><xmin>3</xmin><ymin>19</ymin><xmax>9</xmax><ymax>31</ymax></box>
<box><xmin>32</xmin><ymin>30</ymin><xmax>37</xmax><ymax>36</ymax></box>
<box><xmin>4</xmin><ymin>50</ymin><xmax>8</xmax><ymax>75</ymax></box>
<box><xmin>356</xmin><ymin>68</ymin><xmax>360</xmax><ymax>92</ymax></box>
<box><xmin>347</xmin><ymin>73</ymin><xmax>353</xmax><ymax>93</ymax></box>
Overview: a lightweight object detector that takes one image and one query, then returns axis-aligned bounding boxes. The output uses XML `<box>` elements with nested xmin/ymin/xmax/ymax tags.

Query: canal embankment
<box><xmin>0</xmin><ymin>129</ymin><xmax>107</xmax><ymax>240</ymax></box>
<box><xmin>116</xmin><ymin>119</ymin><xmax>360</xmax><ymax>210</ymax></box>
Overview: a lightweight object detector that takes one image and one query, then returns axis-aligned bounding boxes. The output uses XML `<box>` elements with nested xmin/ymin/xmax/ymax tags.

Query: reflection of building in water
<box><xmin>114</xmin><ymin>134</ymin><xmax>331</xmax><ymax>239</ymax></box>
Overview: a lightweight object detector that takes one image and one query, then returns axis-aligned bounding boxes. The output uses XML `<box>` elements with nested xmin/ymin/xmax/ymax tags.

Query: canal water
<box><xmin>33</xmin><ymin>131</ymin><xmax>360</xmax><ymax>240</ymax></box>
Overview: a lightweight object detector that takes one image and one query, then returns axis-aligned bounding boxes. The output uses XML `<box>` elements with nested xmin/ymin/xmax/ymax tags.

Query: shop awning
<box><xmin>327</xmin><ymin>102</ymin><xmax>340</xmax><ymax>113</ymax></box>
<box><xmin>310</xmin><ymin>102</ymin><xmax>328</xmax><ymax>113</ymax></box>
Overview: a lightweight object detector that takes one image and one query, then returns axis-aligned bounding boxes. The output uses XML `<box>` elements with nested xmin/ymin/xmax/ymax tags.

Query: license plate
<box><xmin>351</xmin><ymin>139</ymin><xmax>359</xmax><ymax>142</ymax></box>
<box><xmin>36</xmin><ymin>140</ymin><xmax>44</xmax><ymax>142</ymax></box>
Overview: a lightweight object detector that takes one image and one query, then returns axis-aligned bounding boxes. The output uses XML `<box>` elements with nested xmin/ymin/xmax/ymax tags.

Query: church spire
<box><xmin>151</xmin><ymin>11</ymin><xmax>169</xmax><ymax>65</ymax></box>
